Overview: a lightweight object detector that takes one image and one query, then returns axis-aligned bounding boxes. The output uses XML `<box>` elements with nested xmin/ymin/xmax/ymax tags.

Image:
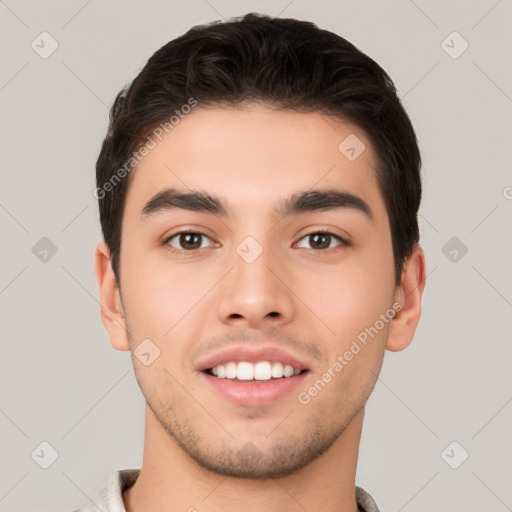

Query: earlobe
<box><xmin>386</xmin><ymin>245</ymin><xmax>426</xmax><ymax>352</ymax></box>
<box><xmin>94</xmin><ymin>242</ymin><xmax>130</xmax><ymax>352</ymax></box>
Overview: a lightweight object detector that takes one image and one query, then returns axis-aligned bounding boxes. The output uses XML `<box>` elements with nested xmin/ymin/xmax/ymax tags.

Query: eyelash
<box><xmin>162</xmin><ymin>229</ymin><xmax>350</xmax><ymax>255</ymax></box>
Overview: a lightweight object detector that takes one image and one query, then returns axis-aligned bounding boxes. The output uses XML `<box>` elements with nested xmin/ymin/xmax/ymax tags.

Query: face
<box><xmin>109</xmin><ymin>104</ymin><xmax>403</xmax><ymax>478</ymax></box>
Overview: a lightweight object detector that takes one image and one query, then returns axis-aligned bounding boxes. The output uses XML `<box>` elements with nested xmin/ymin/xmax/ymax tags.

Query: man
<box><xmin>77</xmin><ymin>12</ymin><xmax>426</xmax><ymax>512</ymax></box>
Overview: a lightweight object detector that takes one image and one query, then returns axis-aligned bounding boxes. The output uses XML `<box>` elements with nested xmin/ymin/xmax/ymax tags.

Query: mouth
<box><xmin>197</xmin><ymin>348</ymin><xmax>311</xmax><ymax>407</ymax></box>
<box><xmin>204</xmin><ymin>361</ymin><xmax>307</xmax><ymax>382</ymax></box>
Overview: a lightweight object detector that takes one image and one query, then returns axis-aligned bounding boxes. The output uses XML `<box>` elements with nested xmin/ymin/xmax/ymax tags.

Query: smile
<box><xmin>207</xmin><ymin>361</ymin><xmax>304</xmax><ymax>381</ymax></box>
<box><xmin>201</xmin><ymin>364</ymin><xmax>309</xmax><ymax>407</ymax></box>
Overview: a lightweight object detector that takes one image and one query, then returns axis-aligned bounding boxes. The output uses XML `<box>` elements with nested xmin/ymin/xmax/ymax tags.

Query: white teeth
<box><xmin>209</xmin><ymin>361</ymin><xmax>303</xmax><ymax>380</ymax></box>
<box><xmin>237</xmin><ymin>362</ymin><xmax>253</xmax><ymax>380</ymax></box>
<box><xmin>225</xmin><ymin>361</ymin><xmax>237</xmax><ymax>379</ymax></box>
<box><xmin>283</xmin><ymin>364</ymin><xmax>295</xmax><ymax>377</ymax></box>
<box><xmin>271</xmin><ymin>362</ymin><xmax>284</xmax><ymax>378</ymax></box>
<box><xmin>254</xmin><ymin>362</ymin><xmax>271</xmax><ymax>380</ymax></box>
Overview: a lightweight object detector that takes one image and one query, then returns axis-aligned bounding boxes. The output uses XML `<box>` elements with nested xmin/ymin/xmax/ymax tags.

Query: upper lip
<box><xmin>196</xmin><ymin>345</ymin><xmax>311</xmax><ymax>372</ymax></box>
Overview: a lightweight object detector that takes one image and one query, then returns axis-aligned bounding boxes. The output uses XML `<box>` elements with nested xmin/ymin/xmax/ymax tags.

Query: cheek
<box><xmin>120</xmin><ymin>219</ymin><xmax>176</xmax><ymax>324</ymax></box>
<box><xmin>121</xmin><ymin>250</ymin><xmax>217</xmax><ymax>352</ymax></box>
<box><xmin>303</xmin><ymin>258</ymin><xmax>394</xmax><ymax>338</ymax></box>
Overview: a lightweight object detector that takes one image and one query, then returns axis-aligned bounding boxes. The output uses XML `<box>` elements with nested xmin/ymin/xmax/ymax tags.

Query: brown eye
<box><xmin>166</xmin><ymin>232</ymin><xmax>212</xmax><ymax>251</ymax></box>
<box><xmin>296</xmin><ymin>232</ymin><xmax>346</xmax><ymax>251</ymax></box>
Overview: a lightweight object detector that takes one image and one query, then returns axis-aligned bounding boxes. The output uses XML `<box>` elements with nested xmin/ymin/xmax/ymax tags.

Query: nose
<box><xmin>217</xmin><ymin>240</ymin><xmax>296</xmax><ymax>329</ymax></box>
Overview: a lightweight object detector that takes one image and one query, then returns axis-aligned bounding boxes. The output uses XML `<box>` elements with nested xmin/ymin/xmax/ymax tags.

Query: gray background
<box><xmin>1</xmin><ymin>1</ymin><xmax>511</xmax><ymax>511</ymax></box>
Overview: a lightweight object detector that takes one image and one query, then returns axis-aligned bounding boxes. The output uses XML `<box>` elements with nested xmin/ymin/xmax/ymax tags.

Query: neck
<box><xmin>123</xmin><ymin>404</ymin><xmax>364</xmax><ymax>512</ymax></box>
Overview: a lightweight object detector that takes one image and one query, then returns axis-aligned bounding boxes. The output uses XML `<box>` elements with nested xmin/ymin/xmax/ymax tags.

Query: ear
<box><xmin>94</xmin><ymin>242</ymin><xmax>130</xmax><ymax>351</ymax></box>
<box><xmin>386</xmin><ymin>245</ymin><xmax>426</xmax><ymax>352</ymax></box>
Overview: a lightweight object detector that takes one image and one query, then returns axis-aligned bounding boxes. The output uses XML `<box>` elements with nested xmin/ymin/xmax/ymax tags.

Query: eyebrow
<box><xmin>140</xmin><ymin>187</ymin><xmax>373</xmax><ymax>222</ymax></box>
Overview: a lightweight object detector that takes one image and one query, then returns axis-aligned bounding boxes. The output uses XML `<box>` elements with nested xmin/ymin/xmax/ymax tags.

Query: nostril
<box><xmin>268</xmin><ymin>311</ymin><xmax>279</xmax><ymax>317</ymax></box>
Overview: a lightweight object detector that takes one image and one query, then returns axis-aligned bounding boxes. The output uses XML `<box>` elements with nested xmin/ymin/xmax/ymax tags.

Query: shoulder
<box><xmin>355</xmin><ymin>485</ymin><xmax>382</xmax><ymax>512</ymax></box>
<box><xmin>69</xmin><ymin>468</ymin><xmax>141</xmax><ymax>512</ymax></box>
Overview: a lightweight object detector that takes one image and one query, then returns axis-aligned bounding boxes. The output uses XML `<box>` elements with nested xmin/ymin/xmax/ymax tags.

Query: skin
<box><xmin>95</xmin><ymin>103</ymin><xmax>426</xmax><ymax>512</ymax></box>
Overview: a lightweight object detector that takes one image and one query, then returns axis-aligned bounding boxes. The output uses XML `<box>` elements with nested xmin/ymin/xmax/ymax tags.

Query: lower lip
<box><xmin>200</xmin><ymin>371</ymin><xmax>309</xmax><ymax>407</ymax></box>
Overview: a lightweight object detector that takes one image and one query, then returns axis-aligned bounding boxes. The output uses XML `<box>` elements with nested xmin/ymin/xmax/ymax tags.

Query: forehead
<box><xmin>123</xmin><ymin>104</ymin><xmax>387</xmax><ymax>224</ymax></box>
